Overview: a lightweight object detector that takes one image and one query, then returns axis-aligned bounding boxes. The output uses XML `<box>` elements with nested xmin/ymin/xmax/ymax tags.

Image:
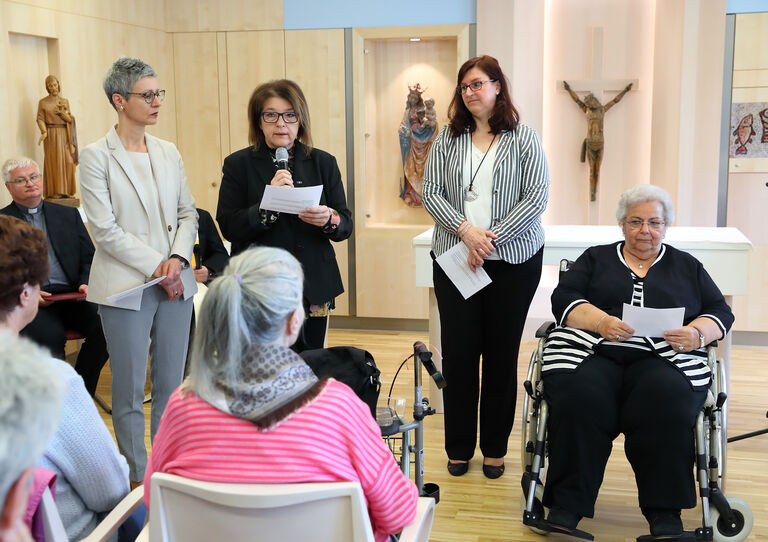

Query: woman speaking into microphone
<box><xmin>217</xmin><ymin>80</ymin><xmax>352</xmax><ymax>351</ymax></box>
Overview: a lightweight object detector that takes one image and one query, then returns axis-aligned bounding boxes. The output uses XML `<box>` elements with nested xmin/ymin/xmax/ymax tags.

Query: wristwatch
<box><xmin>322</xmin><ymin>208</ymin><xmax>339</xmax><ymax>234</ymax></box>
<box><xmin>693</xmin><ymin>327</ymin><xmax>705</xmax><ymax>349</ymax></box>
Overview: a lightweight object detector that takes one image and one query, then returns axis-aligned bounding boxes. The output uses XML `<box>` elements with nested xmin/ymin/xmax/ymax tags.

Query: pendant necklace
<box><xmin>464</xmin><ymin>133</ymin><xmax>497</xmax><ymax>202</ymax></box>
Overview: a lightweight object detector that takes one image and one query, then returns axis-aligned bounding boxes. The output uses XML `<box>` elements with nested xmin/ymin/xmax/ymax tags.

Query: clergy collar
<box><xmin>13</xmin><ymin>200</ymin><xmax>43</xmax><ymax>215</ymax></box>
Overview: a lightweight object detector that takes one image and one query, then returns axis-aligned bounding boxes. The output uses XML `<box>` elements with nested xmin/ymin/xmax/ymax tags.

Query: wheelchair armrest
<box><xmin>535</xmin><ymin>321</ymin><xmax>556</xmax><ymax>338</ymax></box>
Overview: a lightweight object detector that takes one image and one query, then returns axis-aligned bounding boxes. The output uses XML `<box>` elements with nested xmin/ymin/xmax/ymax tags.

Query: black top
<box><xmin>195</xmin><ymin>208</ymin><xmax>229</xmax><ymax>280</ymax></box>
<box><xmin>541</xmin><ymin>241</ymin><xmax>734</xmax><ymax>391</ymax></box>
<box><xmin>216</xmin><ymin>142</ymin><xmax>352</xmax><ymax>305</ymax></box>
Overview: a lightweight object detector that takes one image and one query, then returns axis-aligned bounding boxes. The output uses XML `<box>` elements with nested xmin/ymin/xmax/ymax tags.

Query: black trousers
<box><xmin>542</xmin><ymin>348</ymin><xmax>707</xmax><ymax>518</ymax></box>
<box><xmin>21</xmin><ymin>296</ymin><xmax>109</xmax><ymax>396</ymax></box>
<box><xmin>433</xmin><ymin>248</ymin><xmax>542</xmax><ymax>460</ymax></box>
<box><xmin>293</xmin><ymin>315</ymin><xmax>328</xmax><ymax>353</ymax></box>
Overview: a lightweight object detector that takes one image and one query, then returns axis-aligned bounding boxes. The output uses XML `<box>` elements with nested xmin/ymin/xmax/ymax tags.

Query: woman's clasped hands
<box><xmin>462</xmin><ymin>225</ymin><xmax>498</xmax><ymax>271</ymax></box>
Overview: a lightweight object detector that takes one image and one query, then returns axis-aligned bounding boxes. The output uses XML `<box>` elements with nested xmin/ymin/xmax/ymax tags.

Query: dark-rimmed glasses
<box><xmin>624</xmin><ymin>218</ymin><xmax>666</xmax><ymax>231</ymax></box>
<box><xmin>261</xmin><ymin>111</ymin><xmax>299</xmax><ymax>124</ymax></box>
<box><xmin>457</xmin><ymin>79</ymin><xmax>497</xmax><ymax>95</ymax></box>
<box><xmin>128</xmin><ymin>90</ymin><xmax>166</xmax><ymax>104</ymax></box>
<box><xmin>6</xmin><ymin>173</ymin><xmax>41</xmax><ymax>185</ymax></box>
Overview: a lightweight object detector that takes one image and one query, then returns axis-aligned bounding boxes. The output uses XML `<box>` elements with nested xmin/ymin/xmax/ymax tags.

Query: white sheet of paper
<box><xmin>260</xmin><ymin>185</ymin><xmax>323</xmax><ymax>214</ymax></box>
<box><xmin>622</xmin><ymin>303</ymin><xmax>685</xmax><ymax>337</ymax></box>
<box><xmin>435</xmin><ymin>243</ymin><xmax>492</xmax><ymax>300</ymax></box>
<box><xmin>106</xmin><ymin>276</ymin><xmax>166</xmax><ymax>306</ymax></box>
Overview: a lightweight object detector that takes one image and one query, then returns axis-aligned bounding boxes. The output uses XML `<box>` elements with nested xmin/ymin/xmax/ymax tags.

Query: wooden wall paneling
<box><xmin>285</xmin><ymin>28</ymin><xmax>349</xmax><ymax>315</ymax></box>
<box><xmin>8</xmin><ymin>0</ymin><xmax>165</xmax><ymax>31</ymax></box>
<box><xmin>172</xmin><ymin>32</ymin><xmax>223</xmax><ymax>214</ymax></box>
<box><xmin>7</xmin><ymin>32</ymin><xmax>49</xmax><ymax>168</ymax></box>
<box><xmin>1</xmin><ymin>1</ymin><xmax>175</xmax><ymax>203</ymax></box>
<box><xmin>216</xmin><ymin>32</ymin><xmax>230</xmax><ymax>176</ymax></box>
<box><xmin>224</xmin><ymin>31</ymin><xmax>285</xmax><ymax>154</ymax></box>
<box><xmin>363</xmin><ymin>37</ymin><xmax>455</xmax><ymax>227</ymax></box>
<box><xmin>165</xmin><ymin>0</ymin><xmax>283</xmax><ymax>33</ymax></box>
<box><xmin>355</xmin><ymin>226</ymin><xmax>429</xmax><ymax>319</ymax></box>
<box><xmin>352</xmin><ymin>26</ymin><xmax>468</xmax><ymax>319</ymax></box>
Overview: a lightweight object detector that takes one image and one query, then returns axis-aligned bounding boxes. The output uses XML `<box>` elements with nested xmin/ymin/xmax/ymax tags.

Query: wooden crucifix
<box><xmin>558</xmin><ymin>28</ymin><xmax>637</xmax><ymax>205</ymax></box>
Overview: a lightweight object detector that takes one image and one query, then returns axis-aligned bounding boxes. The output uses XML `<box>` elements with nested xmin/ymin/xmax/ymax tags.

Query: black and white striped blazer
<box><xmin>422</xmin><ymin>123</ymin><xmax>549</xmax><ymax>264</ymax></box>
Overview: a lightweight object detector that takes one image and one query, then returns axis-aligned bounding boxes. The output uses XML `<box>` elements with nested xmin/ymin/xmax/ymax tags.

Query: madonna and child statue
<box><xmin>398</xmin><ymin>83</ymin><xmax>438</xmax><ymax>207</ymax></box>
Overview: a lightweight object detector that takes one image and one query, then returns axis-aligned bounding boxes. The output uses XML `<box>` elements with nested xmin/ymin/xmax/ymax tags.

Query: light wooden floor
<box><xmin>94</xmin><ymin>330</ymin><xmax>768</xmax><ymax>541</ymax></box>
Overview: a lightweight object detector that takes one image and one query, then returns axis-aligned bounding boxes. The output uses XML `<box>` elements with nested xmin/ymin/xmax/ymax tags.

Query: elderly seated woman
<box><xmin>0</xmin><ymin>215</ymin><xmax>131</xmax><ymax>541</ymax></box>
<box><xmin>144</xmin><ymin>246</ymin><xmax>418</xmax><ymax>542</ymax></box>
<box><xmin>540</xmin><ymin>185</ymin><xmax>733</xmax><ymax>538</ymax></box>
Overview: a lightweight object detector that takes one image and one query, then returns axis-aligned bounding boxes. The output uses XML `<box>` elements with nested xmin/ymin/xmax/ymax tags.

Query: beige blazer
<box><xmin>79</xmin><ymin>126</ymin><xmax>198</xmax><ymax>310</ymax></box>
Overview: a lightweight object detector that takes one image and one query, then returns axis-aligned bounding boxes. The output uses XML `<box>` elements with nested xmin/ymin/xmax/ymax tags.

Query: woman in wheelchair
<box><xmin>144</xmin><ymin>247</ymin><xmax>418</xmax><ymax>542</ymax></box>
<box><xmin>540</xmin><ymin>185</ymin><xmax>733</xmax><ymax>538</ymax></box>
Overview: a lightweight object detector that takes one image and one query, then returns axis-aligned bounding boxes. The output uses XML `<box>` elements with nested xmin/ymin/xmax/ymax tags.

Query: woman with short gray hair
<box><xmin>144</xmin><ymin>247</ymin><xmax>418</xmax><ymax>542</ymax></box>
<box><xmin>79</xmin><ymin>56</ymin><xmax>198</xmax><ymax>486</ymax></box>
<box><xmin>616</xmin><ymin>183</ymin><xmax>674</xmax><ymax>224</ymax></box>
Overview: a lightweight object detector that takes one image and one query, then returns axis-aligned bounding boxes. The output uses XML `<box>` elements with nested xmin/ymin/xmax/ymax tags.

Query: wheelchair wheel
<box><xmin>710</xmin><ymin>496</ymin><xmax>753</xmax><ymax>542</ymax></box>
<box><xmin>520</xmin><ymin>483</ymin><xmax>547</xmax><ymax>535</ymax></box>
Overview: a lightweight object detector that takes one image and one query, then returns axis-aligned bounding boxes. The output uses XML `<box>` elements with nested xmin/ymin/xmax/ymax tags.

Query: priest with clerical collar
<box><xmin>0</xmin><ymin>156</ymin><xmax>108</xmax><ymax>397</ymax></box>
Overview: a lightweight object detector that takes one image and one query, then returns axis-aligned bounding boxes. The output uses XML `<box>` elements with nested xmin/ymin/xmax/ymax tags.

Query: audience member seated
<box><xmin>193</xmin><ymin>208</ymin><xmax>229</xmax><ymax>285</ymax></box>
<box><xmin>1</xmin><ymin>157</ymin><xmax>108</xmax><ymax>396</ymax></box>
<box><xmin>0</xmin><ymin>331</ymin><xmax>66</xmax><ymax>542</ymax></box>
<box><xmin>0</xmin><ymin>215</ymin><xmax>131</xmax><ymax>541</ymax></box>
<box><xmin>540</xmin><ymin>185</ymin><xmax>734</xmax><ymax>538</ymax></box>
<box><xmin>144</xmin><ymin>247</ymin><xmax>418</xmax><ymax>542</ymax></box>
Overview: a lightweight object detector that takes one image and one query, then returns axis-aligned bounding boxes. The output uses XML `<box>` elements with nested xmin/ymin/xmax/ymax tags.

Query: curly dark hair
<box><xmin>0</xmin><ymin>216</ymin><xmax>48</xmax><ymax>319</ymax></box>
<box><xmin>447</xmin><ymin>55</ymin><xmax>519</xmax><ymax>137</ymax></box>
<box><xmin>247</xmin><ymin>79</ymin><xmax>313</xmax><ymax>152</ymax></box>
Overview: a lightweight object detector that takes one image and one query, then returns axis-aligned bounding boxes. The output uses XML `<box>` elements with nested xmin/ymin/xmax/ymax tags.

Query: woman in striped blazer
<box><xmin>422</xmin><ymin>55</ymin><xmax>550</xmax><ymax>479</ymax></box>
<box><xmin>540</xmin><ymin>185</ymin><xmax>733</xmax><ymax>538</ymax></box>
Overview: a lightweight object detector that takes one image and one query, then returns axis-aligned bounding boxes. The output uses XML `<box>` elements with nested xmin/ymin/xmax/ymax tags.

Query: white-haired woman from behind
<box><xmin>144</xmin><ymin>247</ymin><xmax>417</xmax><ymax>542</ymax></box>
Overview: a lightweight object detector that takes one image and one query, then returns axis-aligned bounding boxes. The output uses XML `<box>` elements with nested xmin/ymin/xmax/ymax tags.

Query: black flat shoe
<box><xmin>546</xmin><ymin>507</ymin><xmax>582</xmax><ymax>531</ymax></box>
<box><xmin>446</xmin><ymin>460</ymin><xmax>469</xmax><ymax>476</ymax></box>
<box><xmin>482</xmin><ymin>462</ymin><xmax>505</xmax><ymax>479</ymax></box>
<box><xmin>643</xmin><ymin>508</ymin><xmax>683</xmax><ymax>538</ymax></box>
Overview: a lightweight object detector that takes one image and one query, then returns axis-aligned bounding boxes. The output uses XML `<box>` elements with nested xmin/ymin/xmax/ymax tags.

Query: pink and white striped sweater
<box><xmin>144</xmin><ymin>379</ymin><xmax>417</xmax><ymax>541</ymax></box>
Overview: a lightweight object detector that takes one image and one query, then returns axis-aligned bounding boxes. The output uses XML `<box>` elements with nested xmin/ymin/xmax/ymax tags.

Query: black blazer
<box><xmin>196</xmin><ymin>208</ymin><xmax>229</xmax><ymax>278</ymax></box>
<box><xmin>216</xmin><ymin>142</ymin><xmax>352</xmax><ymax>305</ymax></box>
<box><xmin>0</xmin><ymin>201</ymin><xmax>95</xmax><ymax>288</ymax></box>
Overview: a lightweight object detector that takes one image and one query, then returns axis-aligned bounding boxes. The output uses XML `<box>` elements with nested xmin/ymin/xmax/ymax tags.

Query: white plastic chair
<box><xmin>138</xmin><ymin>472</ymin><xmax>435</xmax><ymax>542</ymax></box>
<box><xmin>39</xmin><ymin>485</ymin><xmax>145</xmax><ymax>542</ymax></box>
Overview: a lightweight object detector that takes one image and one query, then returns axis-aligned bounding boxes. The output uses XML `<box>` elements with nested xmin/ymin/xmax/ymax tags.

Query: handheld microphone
<box><xmin>275</xmin><ymin>147</ymin><xmax>289</xmax><ymax>170</ymax></box>
<box><xmin>413</xmin><ymin>341</ymin><xmax>447</xmax><ymax>389</ymax></box>
<box><xmin>192</xmin><ymin>244</ymin><xmax>202</xmax><ymax>270</ymax></box>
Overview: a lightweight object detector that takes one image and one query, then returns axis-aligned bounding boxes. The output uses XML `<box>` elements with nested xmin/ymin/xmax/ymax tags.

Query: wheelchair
<box><xmin>520</xmin><ymin>261</ymin><xmax>753</xmax><ymax>542</ymax></box>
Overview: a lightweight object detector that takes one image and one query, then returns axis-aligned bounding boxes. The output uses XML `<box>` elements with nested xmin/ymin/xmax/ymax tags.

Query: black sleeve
<box><xmin>216</xmin><ymin>153</ymin><xmax>273</xmax><ymax>246</ymax></box>
<box><xmin>76</xmin><ymin>210</ymin><xmax>95</xmax><ymax>286</ymax></box>
<box><xmin>320</xmin><ymin>154</ymin><xmax>353</xmax><ymax>242</ymax></box>
<box><xmin>197</xmin><ymin>209</ymin><xmax>229</xmax><ymax>276</ymax></box>
<box><xmin>551</xmin><ymin>249</ymin><xmax>594</xmax><ymax>326</ymax></box>
<box><xmin>695</xmin><ymin>260</ymin><xmax>734</xmax><ymax>339</ymax></box>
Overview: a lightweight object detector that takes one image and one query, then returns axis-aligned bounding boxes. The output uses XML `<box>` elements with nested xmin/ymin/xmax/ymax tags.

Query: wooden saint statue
<box><xmin>563</xmin><ymin>81</ymin><xmax>632</xmax><ymax>201</ymax></box>
<box><xmin>398</xmin><ymin>83</ymin><xmax>438</xmax><ymax>207</ymax></box>
<box><xmin>37</xmin><ymin>75</ymin><xmax>78</xmax><ymax>199</ymax></box>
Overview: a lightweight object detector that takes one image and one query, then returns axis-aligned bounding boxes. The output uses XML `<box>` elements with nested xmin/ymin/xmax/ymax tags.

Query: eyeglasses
<box><xmin>6</xmin><ymin>173</ymin><xmax>41</xmax><ymax>185</ymax></box>
<box><xmin>261</xmin><ymin>111</ymin><xmax>299</xmax><ymax>124</ymax></box>
<box><xmin>128</xmin><ymin>90</ymin><xmax>166</xmax><ymax>104</ymax></box>
<box><xmin>624</xmin><ymin>218</ymin><xmax>666</xmax><ymax>231</ymax></box>
<box><xmin>457</xmin><ymin>79</ymin><xmax>497</xmax><ymax>95</ymax></box>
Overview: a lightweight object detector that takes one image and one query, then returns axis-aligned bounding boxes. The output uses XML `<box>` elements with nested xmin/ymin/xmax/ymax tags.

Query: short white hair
<box><xmin>186</xmin><ymin>247</ymin><xmax>304</xmax><ymax>402</ymax></box>
<box><xmin>0</xmin><ymin>330</ymin><xmax>65</xmax><ymax>501</ymax></box>
<box><xmin>2</xmin><ymin>157</ymin><xmax>40</xmax><ymax>183</ymax></box>
<box><xmin>616</xmin><ymin>184</ymin><xmax>674</xmax><ymax>225</ymax></box>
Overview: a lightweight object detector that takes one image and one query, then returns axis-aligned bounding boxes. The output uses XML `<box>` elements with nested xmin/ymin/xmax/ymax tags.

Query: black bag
<box><xmin>300</xmin><ymin>346</ymin><xmax>381</xmax><ymax>419</ymax></box>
